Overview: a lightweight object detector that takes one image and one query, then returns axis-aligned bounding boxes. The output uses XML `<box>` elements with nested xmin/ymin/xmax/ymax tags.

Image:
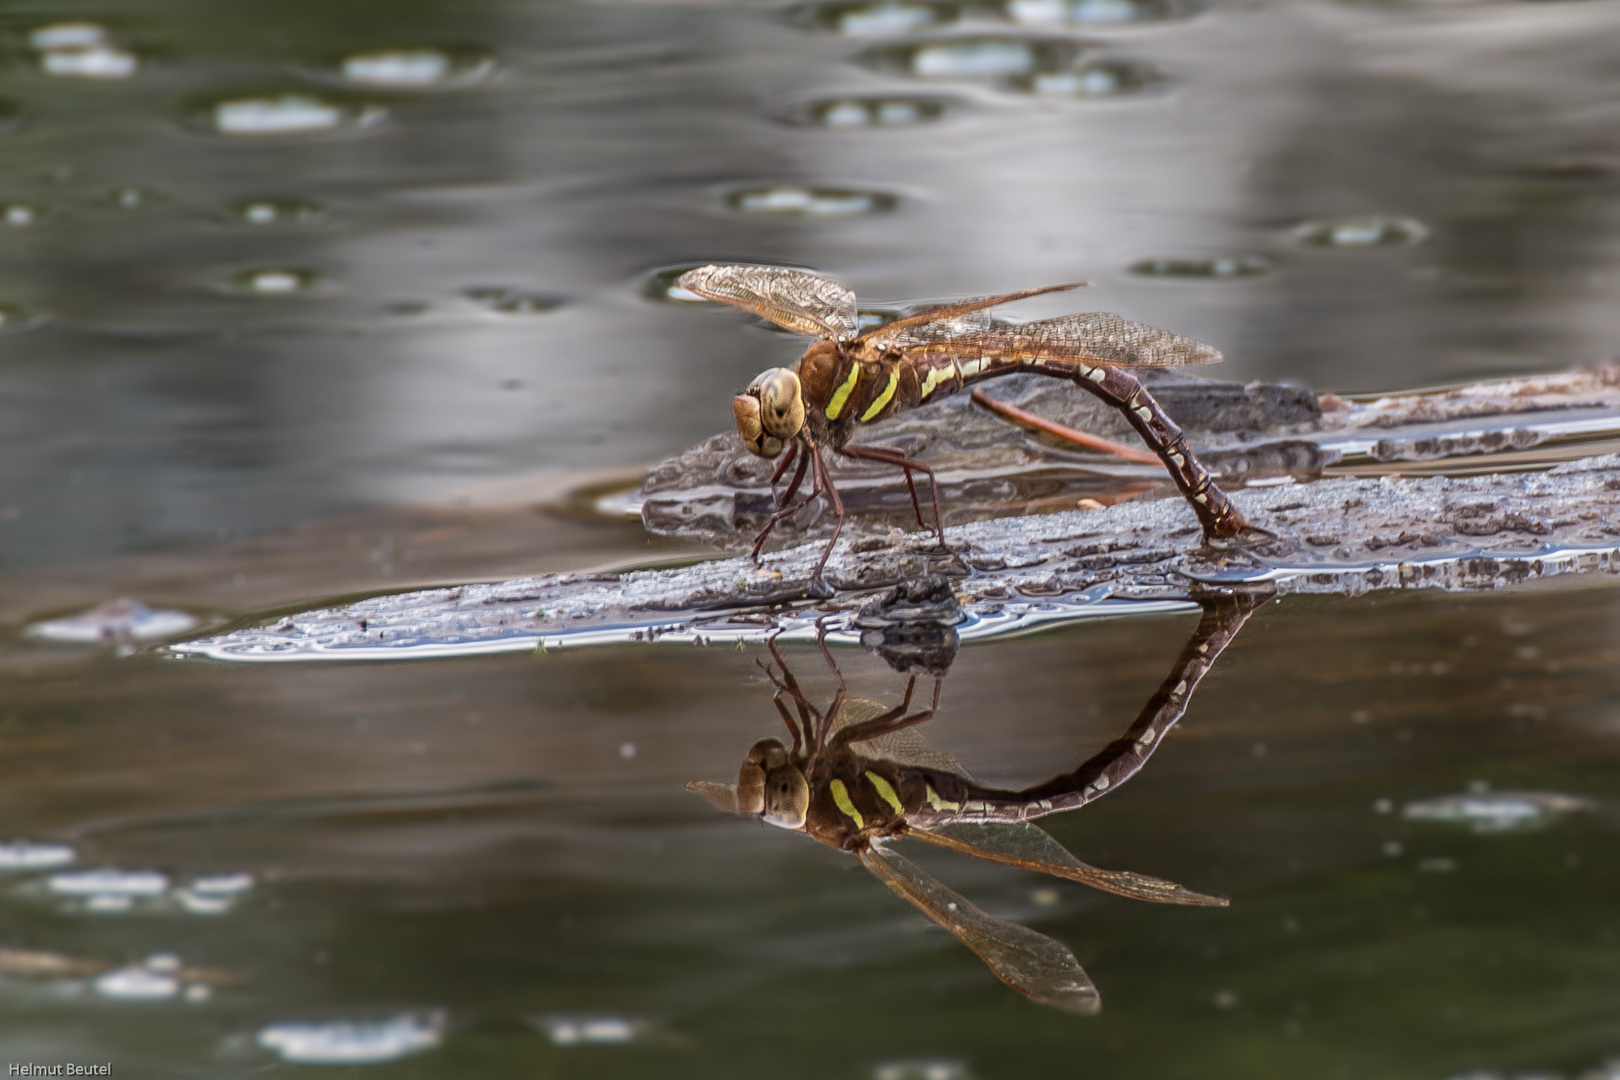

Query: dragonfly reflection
<box><xmin>689</xmin><ymin>589</ymin><xmax>1267</xmax><ymax>1013</ymax></box>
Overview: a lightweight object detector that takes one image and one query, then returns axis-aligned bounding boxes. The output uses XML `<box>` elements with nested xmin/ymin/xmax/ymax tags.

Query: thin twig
<box><xmin>971</xmin><ymin>390</ymin><xmax>1164</xmax><ymax>467</ymax></box>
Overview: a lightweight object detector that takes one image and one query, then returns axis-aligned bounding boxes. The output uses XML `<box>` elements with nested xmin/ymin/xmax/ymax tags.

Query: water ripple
<box><xmin>0</xmin><ymin>842</ymin><xmax>75</xmax><ymax>870</ymax></box>
<box><xmin>463</xmin><ymin>287</ymin><xmax>563</xmax><ymax>314</ymax></box>
<box><xmin>1403</xmin><ymin>787</ymin><xmax>1594</xmax><ymax>832</ymax></box>
<box><xmin>860</xmin><ymin>36</ymin><xmax>1082</xmax><ymax>79</ymax></box>
<box><xmin>28</xmin><ymin>22</ymin><xmax>138</xmax><ymax>80</ymax></box>
<box><xmin>258</xmin><ymin>1012</ymin><xmax>447</xmax><ymax>1064</ymax></box>
<box><xmin>336</xmin><ymin>47</ymin><xmax>495</xmax><ymax>89</ymax></box>
<box><xmin>725</xmin><ymin>184</ymin><xmax>898</xmax><ymax>217</ymax></box>
<box><xmin>26</xmin><ymin>598</ymin><xmax>197</xmax><ymax>644</ymax></box>
<box><xmin>774</xmin><ymin>95</ymin><xmax>953</xmax><ymax>128</ymax></box>
<box><xmin>532</xmin><ymin>1014</ymin><xmax>647</xmax><ymax>1046</ymax></box>
<box><xmin>1130</xmin><ymin>254</ymin><xmax>1271</xmax><ymax>278</ymax></box>
<box><xmin>1292</xmin><ymin>214</ymin><xmax>1429</xmax><ymax>248</ymax></box>
<box><xmin>788</xmin><ymin>1</ymin><xmax>959</xmax><ymax>35</ymax></box>
<box><xmin>232</xmin><ymin>199</ymin><xmax>325</xmax><ymax>226</ymax></box>
<box><xmin>1000</xmin><ymin>0</ymin><xmax>1197</xmax><ymax>24</ymax></box>
<box><xmin>1011</xmin><ymin>57</ymin><xmax>1162</xmax><ymax>97</ymax></box>
<box><xmin>200</xmin><ymin>93</ymin><xmax>385</xmax><ymax>137</ymax></box>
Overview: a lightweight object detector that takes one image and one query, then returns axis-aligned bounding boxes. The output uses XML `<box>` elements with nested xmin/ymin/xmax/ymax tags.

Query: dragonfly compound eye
<box><xmin>760</xmin><ymin>766</ymin><xmax>809</xmax><ymax>830</ymax></box>
<box><xmin>748</xmin><ymin>368</ymin><xmax>805</xmax><ymax>440</ymax></box>
<box><xmin>739</xmin><ymin>738</ymin><xmax>791</xmax><ymax>817</ymax></box>
<box><xmin>732</xmin><ymin>393</ymin><xmax>785</xmax><ymax>458</ymax></box>
<box><xmin>736</xmin><ymin>761</ymin><xmax>767</xmax><ymax>815</ymax></box>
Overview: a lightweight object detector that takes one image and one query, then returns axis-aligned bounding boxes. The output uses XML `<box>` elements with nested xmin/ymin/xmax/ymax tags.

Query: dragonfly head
<box><xmin>734</xmin><ymin>368</ymin><xmax>805</xmax><ymax>458</ymax></box>
<box><xmin>683</xmin><ymin>739</ymin><xmax>811</xmax><ymax>829</ymax></box>
<box><xmin>738</xmin><ymin>738</ymin><xmax>810</xmax><ymax>829</ymax></box>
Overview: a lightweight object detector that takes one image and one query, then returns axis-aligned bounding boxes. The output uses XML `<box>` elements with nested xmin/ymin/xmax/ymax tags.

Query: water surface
<box><xmin>2</xmin><ymin>0</ymin><xmax>1620</xmax><ymax>1074</ymax></box>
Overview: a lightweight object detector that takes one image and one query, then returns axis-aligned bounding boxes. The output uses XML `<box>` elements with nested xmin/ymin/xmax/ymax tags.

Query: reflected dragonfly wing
<box><xmin>677</xmin><ymin>264</ymin><xmax>859</xmax><ymax>339</ymax></box>
<box><xmin>859</xmin><ymin>844</ymin><xmax>1100</xmax><ymax>1015</ymax></box>
<box><xmin>836</xmin><ymin>699</ymin><xmax>972</xmax><ymax>780</ymax></box>
<box><xmin>912</xmin><ymin>820</ymin><xmax>1227</xmax><ymax>907</ymax></box>
<box><xmin>858</xmin><ymin>283</ymin><xmax>1085</xmax><ymax>346</ymax></box>
<box><xmin>906</xmin><ymin>312</ymin><xmax>1223</xmax><ymax>369</ymax></box>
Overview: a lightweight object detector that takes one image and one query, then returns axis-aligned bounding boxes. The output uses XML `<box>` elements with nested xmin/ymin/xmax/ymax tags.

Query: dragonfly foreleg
<box><xmin>750</xmin><ymin>450</ymin><xmax>826</xmax><ymax>562</ymax></box>
<box><xmin>840</xmin><ymin>443</ymin><xmax>948</xmax><ymax>551</ymax></box>
<box><xmin>772</xmin><ymin>442</ymin><xmax>808</xmax><ymax>512</ymax></box>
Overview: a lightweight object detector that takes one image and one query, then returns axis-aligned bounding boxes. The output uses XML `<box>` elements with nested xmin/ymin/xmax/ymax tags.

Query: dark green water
<box><xmin>2</xmin><ymin>0</ymin><xmax>1620</xmax><ymax>1075</ymax></box>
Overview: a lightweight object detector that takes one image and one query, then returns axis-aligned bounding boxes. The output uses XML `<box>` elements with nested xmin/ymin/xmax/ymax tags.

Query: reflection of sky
<box><xmin>0</xmin><ymin>0</ymin><xmax>1618</xmax><ymax>567</ymax></box>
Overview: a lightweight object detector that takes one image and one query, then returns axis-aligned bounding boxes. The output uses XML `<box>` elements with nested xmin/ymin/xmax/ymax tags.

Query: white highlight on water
<box><xmin>258</xmin><ymin>1012</ymin><xmax>447</xmax><ymax>1064</ymax></box>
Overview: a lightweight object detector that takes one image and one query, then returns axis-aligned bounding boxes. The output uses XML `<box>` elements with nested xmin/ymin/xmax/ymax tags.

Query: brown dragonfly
<box><xmin>679</xmin><ymin>264</ymin><xmax>1253</xmax><ymax>574</ymax></box>
<box><xmin>688</xmin><ymin>589</ymin><xmax>1265</xmax><ymax>1013</ymax></box>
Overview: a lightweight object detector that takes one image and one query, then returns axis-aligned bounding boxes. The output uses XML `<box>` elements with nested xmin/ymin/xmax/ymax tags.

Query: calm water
<box><xmin>2</xmin><ymin>0</ymin><xmax>1620</xmax><ymax>1075</ymax></box>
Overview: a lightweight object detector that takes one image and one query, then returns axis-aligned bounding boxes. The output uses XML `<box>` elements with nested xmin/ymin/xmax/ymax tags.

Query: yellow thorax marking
<box><xmin>924</xmin><ymin>785</ymin><xmax>961</xmax><ymax>811</ymax></box>
<box><xmin>823</xmin><ymin>363</ymin><xmax>863</xmax><ymax>420</ymax></box>
<box><xmin>829</xmin><ymin>779</ymin><xmax>864</xmax><ymax>829</ymax></box>
<box><xmin>859</xmin><ymin>367</ymin><xmax>900</xmax><ymax>421</ymax></box>
<box><xmin>864</xmin><ymin>771</ymin><xmax>904</xmax><ymax>815</ymax></box>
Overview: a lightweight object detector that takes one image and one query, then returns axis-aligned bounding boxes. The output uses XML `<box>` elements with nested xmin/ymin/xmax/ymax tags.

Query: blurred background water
<box><xmin>2</xmin><ymin>0</ymin><xmax>1619</xmax><ymax>1075</ymax></box>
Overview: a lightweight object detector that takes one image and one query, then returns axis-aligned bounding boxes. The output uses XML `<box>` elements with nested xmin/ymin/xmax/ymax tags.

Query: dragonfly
<box><xmin>679</xmin><ymin>263</ymin><xmax>1253</xmax><ymax>574</ymax></box>
<box><xmin>688</xmin><ymin>589</ymin><xmax>1265</xmax><ymax>1013</ymax></box>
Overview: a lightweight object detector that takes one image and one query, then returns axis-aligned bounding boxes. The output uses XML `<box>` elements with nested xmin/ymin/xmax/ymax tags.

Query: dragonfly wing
<box><xmin>860</xmin><ymin>844</ymin><xmax>1100</xmax><ymax>1015</ymax></box>
<box><xmin>913</xmin><ymin>821</ymin><xmax>1228</xmax><ymax>907</ymax></box>
<box><xmin>858</xmin><ymin>283</ymin><xmax>1086</xmax><ymax>346</ymax></box>
<box><xmin>678</xmin><ymin>264</ymin><xmax>859</xmax><ymax>339</ymax></box>
<box><xmin>877</xmin><ymin>308</ymin><xmax>991</xmax><ymax>348</ymax></box>
<box><xmin>909</xmin><ymin>312</ymin><xmax>1222</xmax><ymax>368</ymax></box>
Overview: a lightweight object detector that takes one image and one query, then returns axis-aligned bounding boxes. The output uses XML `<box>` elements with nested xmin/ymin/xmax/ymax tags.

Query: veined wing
<box><xmin>859</xmin><ymin>283</ymin><xmax>1085</xmax><ymax>347</ymax></box>
<box><xmin>678</xmin><ymin>264</ymin><xmax>859</xmax><ymax>339</ymax></box>
<box><xmin>871</xmin><ymin>308</ymin><xmax>991</xmax><ymax>349</ymax></box>
<box><xmin>837</xmin><ymin>699</ymin><xmax>972</xmax><ymax>780</ymax></box>
<box><xmin>904</xmin><ymin>312</ymin><xmax>1222</xmax><ymax>368</ymax></box>
<box><xmin>859</xmin><ymin>843</ymin><xmax>1100</xmax><ymax>1015</ymax></box>
<box><xmin>910</xmin><ymin>821</ymin><xmax>1227</xmax><ymax>907</ymax></box>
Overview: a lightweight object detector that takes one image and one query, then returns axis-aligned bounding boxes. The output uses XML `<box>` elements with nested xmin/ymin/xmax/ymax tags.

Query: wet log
<box><xmin>175</xmin><ymin>453</ymin><xmax>1620</xmax><ymax>662</ymax></box>
<box><xmin>637</xmin><ymin>364</ymin><xmax>1620</xmax><ymax>550</ymax></box>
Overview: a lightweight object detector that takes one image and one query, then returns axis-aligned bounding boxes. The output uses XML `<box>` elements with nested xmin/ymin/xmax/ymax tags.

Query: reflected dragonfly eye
<box><xmin>760</xmin><ymin>766</ymin><xmax>809</xmax><ymax>830</ymax></box>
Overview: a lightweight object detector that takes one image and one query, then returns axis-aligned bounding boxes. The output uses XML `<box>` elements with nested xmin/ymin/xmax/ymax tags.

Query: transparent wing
<box><xmin>837</xmin><ymin>699</ymin><xmax>972</xmax><ymax>780</ymax></box>
<box><xmin>875</xmin><ymin>308</ymin><xmax>991</xmax><ymax>348</ymax></box>
<box><xmin>859</xmin><ymin>283</ymin><xmax>1084</xmax><ymax>347</ymax></box>
<box><xmin>678</xmin><ymin>264</ymin><xmax>859</xmax><ymax>339</ymax></box>
<box><xmin>904</xmin><ymin>312</ymin><xmax>1223</xmax><ymax>368</ymax></box>
<box><xmin>911</xmin><ymin>821</ymin><xmax>1228</xmax><ymax>907</ymax></box>
<box><xmin>860</xmin><ymin>844</ymin><xmax>1100</xmax><ymax>1015</ymax></box>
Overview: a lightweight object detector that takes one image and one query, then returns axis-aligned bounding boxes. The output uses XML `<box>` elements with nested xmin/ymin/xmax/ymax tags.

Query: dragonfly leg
<box><xmin>769</xmin><ymin>439</ymin><xmax>799</xmax><ymax>487</ymax></box>
<box><xmin>770</xmin><ymin>693</ymin><xmax>805</xmax><ymax>754</ymax></box>
<box><xmin>840</xmin><ymin>443</ymin><xmax>948</xmax><ymax>551</ymax></box>
<box><xmin>750</xmin><ymin>450</ymin><xmax>826</xmax><ymax>562</ymax></box>
<box><xmin>764</xmin><ymin>635</ymin><xmax>821</xmax><ymax>738</ymax></box>
<box><xmin>901</xmin><ymin>468</ymin><xmax>925</xmax><ymax>528</ymax></box>
<box><xmin>1043</xmin><ymin>364</ymin><xmax>1252</xmax><ymax>542</ymax></box>
<box><xmin>832</xmin><ymin>704</ymin><xmax>936</xmax><ymax>747</ymax></box>
<box><xmin>773</xmin><ymin>442</ymin><xmax>808</xmax><ymax>512</ymax></box>
<box><xmin>811</xmin><ymin>443</ymin><xmax>847</xmax><ymax>580</ymax></box>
